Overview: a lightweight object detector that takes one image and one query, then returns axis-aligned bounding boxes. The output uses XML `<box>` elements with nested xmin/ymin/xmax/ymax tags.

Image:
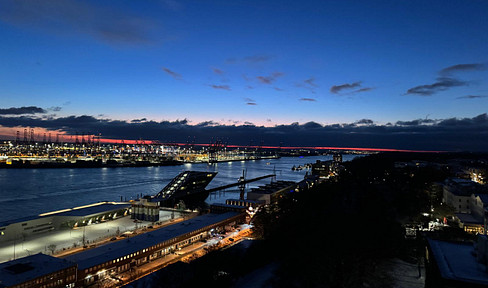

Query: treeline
<box><xmin>134</xmin><ymin>152</ymin><xmax>455</xmax><ymax>288</ymax></box>
<box><xmin>250</xmin><ymin>152</ymin><xmax>450</xmax><ymax>287</ymax></box>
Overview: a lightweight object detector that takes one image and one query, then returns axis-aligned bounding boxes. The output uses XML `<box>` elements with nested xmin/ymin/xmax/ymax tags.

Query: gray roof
<box><xmin>64</xmin><ymin>212</ymin><xmax>240</xmax><ymax>269</ymax></box>
<box><xmin>0</xmin><ymin>203</ymin><xmax>130</xmax><ymax>228</ymax></box>
<box><xmin>53</xmin><ymin>203</ymin><xmax>130</xmax><ymax>217</ymax></box>
<box><xmin>428</xmin><ymin>238</ymin><xmax>488</xmax><ymax>285</ymax></box>
<box><xmin>249</xmin><ymin>181</ymin><xmax>296</xmax><ymax>195</ymax></box>
<box><xmin>451</xmin><ymin>178</ymin><xmax>475</xmax><ymax>185</ymax></box>
<box><xmin>455</xmin><ymin>213</ymin><xmax>482</xmax><ymax>224</ymax></box>
<box><xmin>0</xmin><ymin>253</ymin><xmax>75</xmax><ymax>287</ymax></box>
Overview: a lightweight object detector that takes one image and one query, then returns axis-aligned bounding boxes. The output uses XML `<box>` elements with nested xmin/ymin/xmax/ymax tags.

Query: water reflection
<box><xmin>0</xmin><ymin>155</ymin><xmax>359</xmax><ymax>221</ymax></box>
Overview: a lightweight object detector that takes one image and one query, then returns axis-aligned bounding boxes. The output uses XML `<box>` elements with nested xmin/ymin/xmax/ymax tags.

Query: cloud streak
<box><xmin>212</xmin><ymin>68</ymin><xmax>224</xmax><ymax>75</ymax></box>
<box><xmin>440</xmin><ymin>63</ymin><xmax>486</xmax><ymax>75</ymax></box>
<box><xmin>296</xmin><ymin>77</ymin><xmax>319</xmax><ymax>94</ymax></box>
<box><xmin>256</xmin><ymin>72</ymin><xmax>284</xmax><ymax>84</ymax></box>
<box><xmin>330</xmin><ymin>82</ymin><xmax>361</xmax><ymax>94</ymax></box>
<box><xmin>330</xmin><ymin>81</ymin><xmax>373</xmax><ymax>94</ymax></box>
<box><xmin>406</xmin><ymin>77</ymin><xmax>467</xmax><ymax>96</ymax></box>
<box><xmin>210</xmin><ymin>84</ymin><xmax>231</xmax><ymax>91</ymax></box>
<box><xmin>406</xmin><ymin>63</ymin><xmax>486</xmax><ymax>96</ymax></box>
<box><xmin>304</xmin><ymin>77</ymin><xmax>318</xmax><ymax>88</ymax></box>
<box><xmin>226</xmin><ymin>54</ymin><xmax>273</xmax><ymax>64</ymax></box>
<box><xmin>456</xmin><ymin>95</ymin><xmax>487</xmax><ymax>99</ymax></box>
<box><xmin>244</xmin><ymin>98</ymin><xmax>257</xmax><ymax>105</ymax></box>
<box><xmin>355</xmin><ymin>87</ymin><xmax>374</xmax><ymax>93</ymax></box>
<box><xmin>162</xmin><ymin>67</ymin><xmax>182</xmax><ymax>80</ymax></box>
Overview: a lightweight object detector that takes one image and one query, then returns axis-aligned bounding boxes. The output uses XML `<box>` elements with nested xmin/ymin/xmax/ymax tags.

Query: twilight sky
<box><xmin>1</xmin><ymin>0</ymin><xmax>488</xmax><ymax>151</ymax></box>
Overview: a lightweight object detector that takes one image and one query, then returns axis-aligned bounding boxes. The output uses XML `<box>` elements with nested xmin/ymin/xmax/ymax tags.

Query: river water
<box><xmin>0</xmin><ymin>155</ymin><xmax>358</xmax><ymax>222</ymax></box>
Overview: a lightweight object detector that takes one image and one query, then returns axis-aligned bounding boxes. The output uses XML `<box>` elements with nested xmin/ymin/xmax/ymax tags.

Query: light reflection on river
<box><xmin>0</xmin><ymin>155</ymin><xmax>359</xmax><ymax>221</ymax></box>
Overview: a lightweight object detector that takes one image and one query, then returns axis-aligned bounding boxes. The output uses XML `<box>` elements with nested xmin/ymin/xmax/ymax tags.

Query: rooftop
<box><xmin>456</xmin><ymin>213</ymin><xmax>483</xmax><ymax>225</ymax></box>
<box><xmin>451</xmin><ymin>178</ymin><xmax>476</xmax><ymax>184</ymax></box>
<box><xmin>249</xmin><ymin>181</ymin><xmax>296</xmax><ymax>195</ymax></box>
<box><xmin>64</xmin><ymin>212</ymin><xmax>240</xmax><ymax>269</ymax></box>
<box><xmin>0</xmin><ymin>253</ymin><xmax>75</xmax><ymax>287</ymax></box>
<box><xmin>0</xmin><ymin>202</ymin><xmax>131</xmax><ymax>228</ymax></box>
<box><xmin>428</xmin><ymin>238</ymin><xmax>488</xmax><ymax>286</ymax></box>
<box><xmin>39</xmin><ymin>202</ymin><xmax>130</xmax><ymax>217</ymax></box>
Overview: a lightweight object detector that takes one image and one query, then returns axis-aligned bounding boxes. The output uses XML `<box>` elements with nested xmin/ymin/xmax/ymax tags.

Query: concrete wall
<box><xmin>0</xmin><ymin>217</ymin><xmax>55</xmax><ymax>242</ymax></box>
<box><xmin>0</xmin><ymin>208</ymin><xmax>130</xmax><ymax>242</ymax></box>
<box><xmin>471</xmin><ymin>195</ymin><xmax>486</xmax><ymax>222</ymax></box>
<box><xmin>246</xmin><ymin>192</ymin><xmax>271</xmax><ymax>204</ymax></box>
<box><xmin>443</xmin><ymin>187</ymin><xmax>471</xmax><ymax>213</ymax></box>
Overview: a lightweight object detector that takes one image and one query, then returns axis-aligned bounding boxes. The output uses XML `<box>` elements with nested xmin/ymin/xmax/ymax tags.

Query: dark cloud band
<box><xmin>1</xmin><ymin>113</ymin><xmax>488</xmax><ymax>152</ymax></box>
<box><xmin>0</xmin><ymin>106</ymin><xmax>46</xmax><ymax>115</ymax></box>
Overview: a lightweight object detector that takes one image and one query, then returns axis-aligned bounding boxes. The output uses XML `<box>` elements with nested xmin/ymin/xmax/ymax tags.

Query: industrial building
<box><xmin>210</xmin><ymin>199</ymin><xmax>265</xmax><ymax>214</ymax></box>
<box><xmin>440</xmin><ymin>178</ymin><xmax>488</xmax><ymax>233</ymax></box>
<box><xmin>0</xmin><ymin>211</ymin><xmax>245</xmax><ymax>287</ymax></box>
<box><xmin>0</xmin><ymin>253</ymin><xmax>77</xmax><ymax>288</ymax></box>
<box><xmin>131</xmin><ymin>197</ymin><xmax>160</xmax><ymax>222</ymax></box>
<box><xmin>0</xmin><ymin>202</ymin><xmax>130</xmax><ymax>243</ymax></box>
<box><xmin>246</xmin><ymin>181</ymin><xmax>296</xmax><ymax>204</ymax></box>
<box><xmin>64</xmin><ymin>211</ymin><xmax>244</xmax><ymax>286</ymax></box>
<box><xmin>442</xmin><ymin>178</ymin><xmax>485</xmax><ymax>214</ymax></box>
<box><xmin>211</xmin><ymin>176</ymin><xmax>318</xmax><ymax>213</ymax></box>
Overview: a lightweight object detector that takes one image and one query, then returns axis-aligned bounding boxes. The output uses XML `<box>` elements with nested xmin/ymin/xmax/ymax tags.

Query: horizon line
<box><xmin>1</xmin><ymin>136</ymin><xmax>442</xmax><ymax>153</ymax></box>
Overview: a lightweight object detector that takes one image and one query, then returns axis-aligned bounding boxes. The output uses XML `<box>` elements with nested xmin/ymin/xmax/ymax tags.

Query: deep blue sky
<box><xmin>1</xmin><ymin>0</ymin><xmax>488</xmax><ymax>151</ymax></box>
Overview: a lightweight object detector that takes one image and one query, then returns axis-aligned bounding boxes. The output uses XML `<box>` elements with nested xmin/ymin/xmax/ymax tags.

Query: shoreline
<box><xmin>0</xmin><ymin>155</ymin><xmax>281</xmax><ymax>169</ymax></box>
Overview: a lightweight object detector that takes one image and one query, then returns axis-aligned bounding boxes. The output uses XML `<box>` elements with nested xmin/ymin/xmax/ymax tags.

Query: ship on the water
<box><xmin>154</xmin><ymin>171</ymin><xmax>217</xmax><ymax>207</ymax></box>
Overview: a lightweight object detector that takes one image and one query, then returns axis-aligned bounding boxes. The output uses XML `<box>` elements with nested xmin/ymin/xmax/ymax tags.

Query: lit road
<box><xmin>120</xmin><ymin>224</ymin><xmax>254</xmax><ymax>287</ymax></box>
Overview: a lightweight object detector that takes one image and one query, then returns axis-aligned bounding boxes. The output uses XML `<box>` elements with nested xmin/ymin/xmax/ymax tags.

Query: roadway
<box><xmin>106</xmin><ymin>224</ymin><xmax>254</xmax><ymax>287</ymax></box>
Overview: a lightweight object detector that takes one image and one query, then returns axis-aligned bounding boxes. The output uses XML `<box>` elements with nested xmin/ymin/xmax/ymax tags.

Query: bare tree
<box><xmin>47</xmin><ymin>244</ymin><xmax>56</xmax><ymax>255</ymax></box>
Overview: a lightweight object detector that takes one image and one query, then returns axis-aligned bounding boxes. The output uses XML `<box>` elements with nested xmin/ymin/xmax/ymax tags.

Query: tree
<box><xmin>47</xmin><ymin>244</ymin><xmax>56</xmax><ymax>255</ymax></box>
